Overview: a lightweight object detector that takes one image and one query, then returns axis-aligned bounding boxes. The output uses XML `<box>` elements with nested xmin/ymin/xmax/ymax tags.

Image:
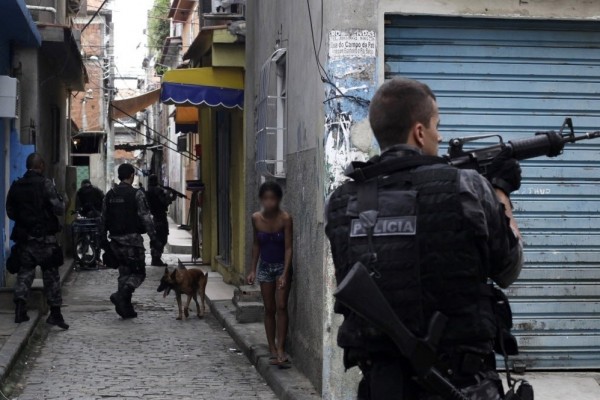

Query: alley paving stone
<box><xmin>13</xmin><ymin>257</ymin><xmax>278</xmax><ymax>400</ymax></box>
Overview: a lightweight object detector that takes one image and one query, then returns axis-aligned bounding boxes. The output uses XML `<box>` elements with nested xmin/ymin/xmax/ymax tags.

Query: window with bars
<box><xmin>256</xmin><ymin>48</ymin><xmax>287</xmax><ymax>178</ymax></box>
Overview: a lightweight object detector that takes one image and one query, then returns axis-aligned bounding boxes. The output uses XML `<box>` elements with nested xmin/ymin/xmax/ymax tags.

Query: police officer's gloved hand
<box><xmin>485</xmin><ymin>147</ymin><xmax>522</xmax><ymax>195</ymax></box>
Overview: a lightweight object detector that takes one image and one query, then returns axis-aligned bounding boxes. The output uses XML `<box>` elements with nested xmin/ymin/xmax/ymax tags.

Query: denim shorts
<box><xmin>257</xmin><ymin>260</ymin><xmax>285</xmax><ymax>283</ymax></box>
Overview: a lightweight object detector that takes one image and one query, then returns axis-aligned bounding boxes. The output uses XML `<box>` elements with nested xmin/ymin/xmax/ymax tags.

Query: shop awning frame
<box><xmin>110</xmin><ymin>89</ymin><xmax>161</xmax><ymax>119</ymax></box>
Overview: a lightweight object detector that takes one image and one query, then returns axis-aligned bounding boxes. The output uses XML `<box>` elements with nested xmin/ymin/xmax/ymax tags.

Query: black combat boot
<box><xmin>46</xmin><ymin>306</ymin><xmax>69</xmax><ymax>330</ymax></box>
<box><xmin>14</xmin><ymin>299</ymin><xmax>30</xmax><ymax>323</ymax></box>
<box><xmin>121</xmin><ymin>287</ymin><xmax>137</xmax><ymax>319</ymax></box>
<box><xmin>151</xmin><ymin>257</ymin><xmax>167</xmax><ymax>267</ymax></box>
<box><xmin>110</xmin><ymin>291</ymin><xmax>127</xmax><ymax>317</ymax></box>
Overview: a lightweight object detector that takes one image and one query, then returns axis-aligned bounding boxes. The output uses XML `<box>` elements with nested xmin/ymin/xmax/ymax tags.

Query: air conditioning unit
<box><xmin>0</xmin><ymin>76</ymin><xmax>19</xmax><ymax>119</ymax></box>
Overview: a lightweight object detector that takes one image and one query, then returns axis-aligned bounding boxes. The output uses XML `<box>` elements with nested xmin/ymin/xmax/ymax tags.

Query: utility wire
<box><xmin>81</xmin><ymin>0</ymin><xmax>110</xmax><ymax>32</ymax></box>
<box><xmin>305</xmin><ymin>0</ymin><xmax>370</xmax><ymax>107</ymax></box>
<box><xmin>111</xmin><ymin>117</ymin><xmax>197</xmax><ymax>162</ymax></box>
<box><xmin>110</xmin><ymin>103</ymin><xmax>199</xmax><ymax>161</ymax></box>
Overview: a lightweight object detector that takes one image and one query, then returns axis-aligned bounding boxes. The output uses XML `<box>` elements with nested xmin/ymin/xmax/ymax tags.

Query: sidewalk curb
<box><xmin>0</xmin><ymin>260</ymin><xmax>73</xmax><ymax>385</ymax></box>
<box><xmin>208</xmin><ymin>298</ymin><xmax>321</xmax><ymax>400</ymax></box>
<box><xmin>0</xmin><ymin>310</ymin><xmax>40</xmax><ymax>384</ymax></box>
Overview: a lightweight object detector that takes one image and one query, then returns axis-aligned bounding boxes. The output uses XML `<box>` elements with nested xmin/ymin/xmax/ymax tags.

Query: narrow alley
<box><xmin>8</xmin><ymin>255</ymin><xmax>277</xmax><ymax>400</ymax></box>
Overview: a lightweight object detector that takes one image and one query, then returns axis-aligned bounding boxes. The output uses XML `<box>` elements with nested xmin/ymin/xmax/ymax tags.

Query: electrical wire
<box><xmin>111</xmin><ymin>117</ymin><xmax>197</xmax><ymax>162</ymax></box>
<box><xmin>305</xmin><ymin>0</ymin><xmax>370</xmax><ymax>107</ymax></box>
<box><xmin>81</xmin><ymin>0</ymin><xmax>110</xmax><ymax>32</ymax></box>
<box><xmin>110</xmin><ymin>103</ymin><xmax>199</xmax><ymax>161</ymax></box>
<box><xmin>0</xmin><ymin>388</ymin><xmax>10</xmax><ymax>400</ymax></box>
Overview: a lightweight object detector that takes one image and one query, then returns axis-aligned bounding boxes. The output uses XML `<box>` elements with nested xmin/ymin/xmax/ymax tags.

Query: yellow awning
<box><xmin>162</xmin><ymin>67</ymin><xmax>244</xmax><ymax>90</ymax></box>
<box><xmin>110</xmin><ymin>89</ymin><xmax>161</xmax><ymax>119</ymax></box>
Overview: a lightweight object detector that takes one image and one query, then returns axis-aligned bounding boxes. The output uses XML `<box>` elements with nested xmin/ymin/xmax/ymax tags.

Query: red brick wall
<box><xmin>71</xmin><ymin>21</ymin><xmax>105</xmax><ymax>131</ymax></box>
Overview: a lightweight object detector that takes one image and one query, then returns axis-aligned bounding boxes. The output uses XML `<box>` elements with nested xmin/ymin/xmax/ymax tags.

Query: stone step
<box><xmin>235</xmin><ymin>301</ymin><xmax>264</xmax><ymax>324</ymax></box>
<box><xmin>233</xmin><ymin>285</ymin><xmax>263</xmax><ymax>305</ymax></box>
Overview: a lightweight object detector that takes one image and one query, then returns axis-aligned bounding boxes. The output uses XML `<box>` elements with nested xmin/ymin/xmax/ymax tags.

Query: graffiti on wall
<box><xmin>324</xmin><ymin>29</ymin><xmax>379</xmax><ymax>195</ymax></box>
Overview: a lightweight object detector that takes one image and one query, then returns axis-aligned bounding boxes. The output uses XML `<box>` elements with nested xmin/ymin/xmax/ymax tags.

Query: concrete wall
<box><xmin>247</xmin><ymin>0</ymin><xmax>600</xmax><ymax>398</ymax></box>
<box><xmin>89</xmin><ymin>153</ymin><xmax>105</xmax><ymax>187</ymax></box>
<box><xmin>245</xmin><ymin>0</ymin><xmax>326</xmax><ymax>392</ymax></box>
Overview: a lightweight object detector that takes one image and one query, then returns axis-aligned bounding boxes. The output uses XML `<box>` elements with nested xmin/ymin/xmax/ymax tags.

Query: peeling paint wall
<box><xmin>321</xmin><ymin>43</ymin><xmax>378</xmax><ymax>400</ymax></box>
<box><xmin>323</xmin><ymin>30</ymin><xmax>378</xmax><ymax>195</ymax></box>
<box><xmin>321</xmin><ymin>2</ymin><xmax>379</xmax><ymax>399</ymax></box>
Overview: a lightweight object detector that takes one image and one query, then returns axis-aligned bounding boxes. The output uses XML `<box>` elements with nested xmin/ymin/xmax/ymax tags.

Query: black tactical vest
<box><xmin>105</xmin><ymin>184</ymin><xmax>146</xmax><ymax>235</ymax></box>
<box><xmin>77</xmin><ymin>185</ymin><xmax>103</xmax><ymax>215</ymax></box>
<box><xmin>9</xmin><ymin>172</ymin><xmax>60</xmax><ymax>239</ymax></box>
<box><xmin>146</xmin><ymin>186</ymin><xmax>167</xmax><ymax>215</ymax></box>
<box><xmin>326</xmin><ymin>156</ymin><xmax>496</xmax><ymax>360</ymax></box>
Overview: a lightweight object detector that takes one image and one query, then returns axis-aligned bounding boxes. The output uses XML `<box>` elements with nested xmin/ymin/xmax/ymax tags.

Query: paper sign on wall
<box><xmin>328</xmin><ymin>30</ymin><xmax>376</xmax><ymax>59</ymax></box>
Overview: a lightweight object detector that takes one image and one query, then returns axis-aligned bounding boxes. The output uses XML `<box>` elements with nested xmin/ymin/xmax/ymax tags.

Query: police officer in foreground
<box><xmin>325</xmin><ymin>78</ymin><xmax>524</xmax><ymax>399</ymax></box>
<box><xmin>75</xmin><ymin>179</ymin><xmax>104</xmax><ymax>218</ymax></box>
<box><xmin>145</xmin><ymin>174</ymin><xmax>176</xmax><ymax>266</ymax></box>
<box><xmin>101</xmin><ymin>164</ymin><xmax>157</xmax><ymax>319</ymax></box>
<box><xmin>6</xmin><ymin>153</ymin><xmax>69</xmax><ymax>329</ymax></box>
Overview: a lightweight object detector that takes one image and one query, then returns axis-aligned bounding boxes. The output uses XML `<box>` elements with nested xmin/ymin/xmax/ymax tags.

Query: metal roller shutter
<box><xmin>385</xmin><ymin>15</ymin><xmax>600</xmax><ymax>369</ymax></box>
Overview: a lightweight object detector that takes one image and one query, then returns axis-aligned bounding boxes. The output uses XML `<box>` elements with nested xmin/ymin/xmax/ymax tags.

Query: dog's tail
<box><xmin>198</xmin><ymin>270</ymin><xmax>208</xmax><ymax>299</ymax></box>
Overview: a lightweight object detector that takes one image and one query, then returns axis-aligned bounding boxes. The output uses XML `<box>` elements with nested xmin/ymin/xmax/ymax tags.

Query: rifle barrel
<box><xmin>570</xmin><ymin>131</ymin><xmax>600</xmax><ymax>143</ymax></box>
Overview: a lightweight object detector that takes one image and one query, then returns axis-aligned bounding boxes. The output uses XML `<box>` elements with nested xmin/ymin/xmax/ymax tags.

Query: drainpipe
<box><xmin>26</xmin><ymin>6</ymin><xmax>58</xmax><ymax>13</ymax></box>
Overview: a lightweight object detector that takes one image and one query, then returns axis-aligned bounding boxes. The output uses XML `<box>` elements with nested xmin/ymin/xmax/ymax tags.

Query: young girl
<box><xmin>247</xmin><ymin>181</ymin><xmax>293</xmax><ymax>368</ymax></box>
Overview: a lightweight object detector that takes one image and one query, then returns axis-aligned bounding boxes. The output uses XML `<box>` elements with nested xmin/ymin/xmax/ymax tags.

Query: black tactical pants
<box><xmin>150</xmin><ymin>216</ymin><xmax>169</xmax><ymax>259</ymax></box>
<box><xmin>357</xmin><ymin>357</ymin><xmax>503</xmax><ymax>400</ymax></box>
<box><xmin>13</xmin><ymin>240</ymin><xmax>63</xmax><ymax>307</ymax></box>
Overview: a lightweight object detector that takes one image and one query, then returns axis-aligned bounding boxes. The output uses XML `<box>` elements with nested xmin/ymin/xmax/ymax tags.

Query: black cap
<box><xmin>148</xmin><ymin>174</ymin><xmax>159</xmax><ymax>186</ymax></box>
<box><xmin>81</xmin><ymin>179</ymin><xmax>91</xmax><ymax>185</ymax></box>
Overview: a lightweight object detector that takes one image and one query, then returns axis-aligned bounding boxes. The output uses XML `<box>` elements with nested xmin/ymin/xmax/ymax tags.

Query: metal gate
<box><xmin>216</xmin><ymin>111</ymin><xmax>232</xmax><ymax>265</ymax></box>
<box><xmin>385</xmin><ymin>16</ymin><xmax>600</xmax><ymax>369</ymax></box>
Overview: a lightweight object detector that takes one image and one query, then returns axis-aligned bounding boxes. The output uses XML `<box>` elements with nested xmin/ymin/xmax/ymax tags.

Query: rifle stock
<box><xmin>334</xmin><ymin>262</ymin><xmax>469</xmax><ymax>400</ymax></box>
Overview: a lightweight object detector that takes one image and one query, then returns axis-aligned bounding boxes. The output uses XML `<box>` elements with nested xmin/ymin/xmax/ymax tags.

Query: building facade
<box><xmin>0</xmin><ymin>0</ymin><xmax>42</xmax><ymax>286</ymax></box>
<box><xmin>246</xmin><ymin>0</ymin><xmax>600</xmax><ymax>398</ymax></box>
<box><xmin>146</xmin><ymin>0</ymin><xmax>246</xmax><ymax>281</ymax></box>
<box><xmin>1</xmin><ymin>0</ymin><xmax>86</xmax><ymax>286</ymax></box>
<box><xmin>70</xmin><ymin>0</ymin><xmax>114</xmax><ymax>191</ymax></box>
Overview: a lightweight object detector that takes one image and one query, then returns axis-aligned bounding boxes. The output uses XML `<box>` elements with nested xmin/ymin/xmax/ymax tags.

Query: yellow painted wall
<box><xmin>229</xmin><ymin>109</ymin><xmax>245</xmax><ymax>280</ymax></box>
<box><xmin>212</xmin><ymin>44</ymin><xmax>245</xmax><ymax>68</ymax></box>
<box><xmin>200</xmin><ymin>108</ymin><xmax>213</xmax><ymax>265</ymax></box>
<box><xmin>205</xmin><ymin>108</ymin><xmax>245</xmax><ymax>284</ymax></box>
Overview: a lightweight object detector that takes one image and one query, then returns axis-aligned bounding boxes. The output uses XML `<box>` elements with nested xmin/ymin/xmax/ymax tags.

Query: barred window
<box><xmin>256</xmin><ymin>48</ymin><xmax>287</xmax><ymax>178</ymax></box>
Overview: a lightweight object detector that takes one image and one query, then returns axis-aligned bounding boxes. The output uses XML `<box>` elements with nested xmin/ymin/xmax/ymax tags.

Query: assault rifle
<box><xmin>334</xmin><ymin>262</ymin><xmax>469</xmax><ymax>400</ymax></box>
<box><xmin>445</xmin><ymin>118</ymin><xmax>600</xmax><ymax>173</ymax></box>
<box><xmin>160</xmin><ymin>185</ymin><xmax>188</xmax><ymax>199</ymax></box>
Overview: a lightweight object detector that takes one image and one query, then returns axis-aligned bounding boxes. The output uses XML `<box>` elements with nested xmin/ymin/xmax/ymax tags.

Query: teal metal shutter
<box><xmin>385</xmin><ymin>16</ymin><xmax>600</xmax><ymax>369</ymax></box>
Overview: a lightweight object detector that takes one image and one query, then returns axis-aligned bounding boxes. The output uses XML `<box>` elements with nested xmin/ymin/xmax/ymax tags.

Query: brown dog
<box><xmin>157</xmin><ymin>265</ymin><xmax>208</xmax><ymax>320</ymax></box>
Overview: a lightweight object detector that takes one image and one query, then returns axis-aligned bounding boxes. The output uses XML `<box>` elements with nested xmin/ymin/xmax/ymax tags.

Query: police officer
<box><xmin>325</xmin><ymin>79</ymin><xmax>523</xmax><ymax>399</ymax></box>
<box><xmin>75</xmin><ymin>179</ymin><xmax>104</xmax><ymax>218</ymax></box>
<box><xmin>6</xmin><ymin>153</ymin><xmax>69</xmax><ymax>329</ymax></box>
<box><xmin>100</xmin><ymin>163</ymin><xmax>157</xmax><ymax>319</ymax></box>
<box><xmin>145</xmin><ymin>174</ymin><xmax>176</xmax><ymax>266</ymax></box>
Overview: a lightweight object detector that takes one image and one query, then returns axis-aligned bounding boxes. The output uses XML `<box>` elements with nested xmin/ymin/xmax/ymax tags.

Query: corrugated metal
<box><xmin>385</xmin><ymin>16</ymin><xmax>600</xmax><ymax>369</ymax></box>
